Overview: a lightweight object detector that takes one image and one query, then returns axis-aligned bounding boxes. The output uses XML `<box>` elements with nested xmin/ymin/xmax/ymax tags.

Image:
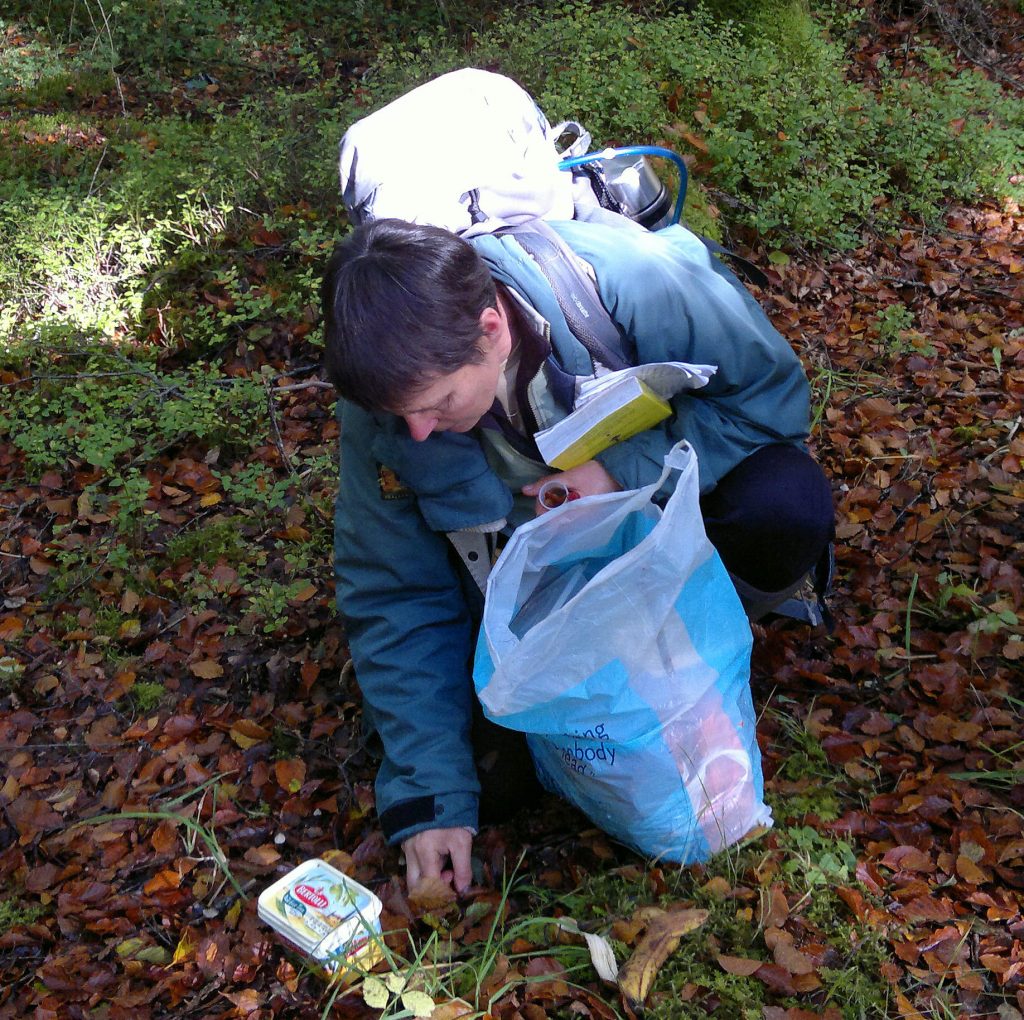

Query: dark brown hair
<box><xmin>321</xmin><ymin>219</ymin><xmax>497</xmax><ymax>410</ymax></box>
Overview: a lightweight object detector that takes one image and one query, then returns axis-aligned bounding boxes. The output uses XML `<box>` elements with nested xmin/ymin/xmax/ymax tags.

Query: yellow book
<box><xmin>535</xmin><ymin>377</ymin><xmax>672</xmax><ymax>470</ymax></box>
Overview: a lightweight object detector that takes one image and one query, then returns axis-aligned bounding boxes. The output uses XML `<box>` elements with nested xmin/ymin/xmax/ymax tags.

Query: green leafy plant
<box><xmin>327</xmin><ymin>872</ymin><xmax>605</xmax><ymax>1020</ymax></box>
<box><xmin>765</xmin><ymin>705</ymin><xmax>846</xmax><ymax>822</ymax></box>
<box><xmin>359</xmin><ymin>0</ymin><xmax>1022</xmax><ymax>246</ymax></box>
<box><xmin>126</xmin><ymin>680</ymin><xmax>166</xmax><ymax>712</ymax></box>
<box><xmin>779</xmin><ymin>826</ymin><xmax>858</xmax><ymax>893</ymax></box>
<box><xmin>912</xmin><ymin>570</ymin><xmax>1022</xmax><ymax>641</ymax></box>
<box><xmin>214</xmin><ymin>463</ymin><xmax>291</xmax><ymax>511</ymax></box>
<box><xmin>165</xmin><ymin>518</ymin><xmax>249</xmax><ymax>567</ymax></box>
<box><xmin>873</xmin><ymin>302</ymin><xmax>915</xmax><ymax>352</ymax></box>
<box><xmin>539</xmin><ymin>834</ymin><xmax>890</xmax><ymax>1020</ymax></box>
<box><xmin>0</xmin><ymin>343</ymin><xmax>266</xmax><ymax>475</ymax></box>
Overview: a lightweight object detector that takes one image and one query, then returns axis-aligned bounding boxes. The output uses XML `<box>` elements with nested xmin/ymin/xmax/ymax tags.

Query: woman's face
<box><xmin>392</xmin><ymin>304</ymin><xmax>512</xmax><ymax>442</ymax></box>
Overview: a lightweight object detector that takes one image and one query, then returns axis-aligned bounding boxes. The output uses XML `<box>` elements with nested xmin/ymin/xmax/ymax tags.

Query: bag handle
<box><xmin>660</xmin><ymin>439</ymin><xmax>695</xmax><ymax>477</ymax></box>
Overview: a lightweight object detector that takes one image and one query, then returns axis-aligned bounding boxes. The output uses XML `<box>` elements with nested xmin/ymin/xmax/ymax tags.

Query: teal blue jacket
<box><xmin>333</xmin><ymin>220</ymin><xmax>810</xmax><ymax>844</ymax></box>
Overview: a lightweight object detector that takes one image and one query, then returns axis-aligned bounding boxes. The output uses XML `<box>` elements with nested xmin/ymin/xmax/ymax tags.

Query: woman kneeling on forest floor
<box><xmin>321</xmin><ymin>216</ymin><xmax>834</xmax><ymax>892</ymax></box>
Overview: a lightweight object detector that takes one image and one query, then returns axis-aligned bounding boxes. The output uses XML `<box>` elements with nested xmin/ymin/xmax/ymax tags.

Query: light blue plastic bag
<box><xmin>473</xmin><ymin>441</ymin><xmax>771</xmax><ymax>862</ymax></box>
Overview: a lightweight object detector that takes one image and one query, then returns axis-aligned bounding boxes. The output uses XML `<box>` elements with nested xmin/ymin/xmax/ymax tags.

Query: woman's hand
<box><xmin>522</xmin><ymin>460</ymin><xmax>622</xmax><ymax>515</ymax></box>
<box><xmin>402</xmin><ymin>827</ymin><xmax>473</xmax><ymax>895</ymax></box>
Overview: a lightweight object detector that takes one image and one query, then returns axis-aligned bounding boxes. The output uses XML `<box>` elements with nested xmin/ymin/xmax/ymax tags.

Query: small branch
<box><xmin>943</xmin><ymin>389</ymin><xmax>1011</xmax><ymax>399</ymax></box>
<box><xmin>273</xmin><ymin>380</ymin><xmax>333</xmax><ymax>393</ymax></box>
<box><xmin>264</xmin><ymin>383</ymin><xmax>297</xmax><ymax>477</ymax></box>
<box><xmin>86</xmin><ymin>144</ymin><xmax>109</xmax><ymax>200</ymax></box>
<box><xmin>0</xmin><ymin>369</ymin><xmax>167</xmax><ymax>387</ymax></box>
<box><xmin>874</xmin><ymin>275</ymin><xmax>929</xmax><ymax>289</ymax></box>
<box><xmin>269</xmin><ymin>362</ymin><xmax>321</xmax><ymax>380</ymax></box>
<box><xmin>0</xmin><ymin>743</ymin><xmax>90</xmax><ymax>751</ymax></box>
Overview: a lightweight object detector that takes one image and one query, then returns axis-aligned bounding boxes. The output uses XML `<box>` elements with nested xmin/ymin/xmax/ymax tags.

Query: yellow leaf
<box><xmin>136</xmin><ymin>945</ymin><xmax>172</xmax><ymax>964</ymax></box>
<box><xmin>225</xmin><ymin>897</ymin><xmax>243</xmax><ymax>928</ymax></box>
<box><xmin>402</xmin><ymin>990</ymin><xmax>436</xmax><ymax>1018</ymax></box>
<box><xmin>118</xmin><ymin>619</ymin><xmax>141</xmax><ymax>640</ymax></box>
<box><xmin>230</xmin><ymin>719</ymin><xmax>271</xmax><ymax>748</ymax></box>
<box><xmin>363</xmin><ymin>976</ymin><xmax>390</xmax><ymax>1009</ymax></box>
<box><xmin>896</xmin><ymin>992</ymin><xmax>927</xmax><ymax>1020</ymax></box>
<box><xmin>172</xmin><ymin>928</ymin><xmax>196</xmax><ymax>965</ymax></box>
<box><xmin>322</xmin><ymin>848</ymin><xmax>354</xmax><ymax>874</ymax></box>
<box><xmin>199</xmin><ymin>492</ymin><xmax>222</xmax><ymax>507</ymax></box>
<box><xmin>617</xmin><ymin>908</ymin><xmax>708</xmax><ymax>1011</ymax></box>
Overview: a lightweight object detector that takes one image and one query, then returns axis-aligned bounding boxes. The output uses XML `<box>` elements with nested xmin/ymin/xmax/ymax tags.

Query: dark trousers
<box><xmin>700</xmin><ymin>443</ymin><xmax>834</xmax><ymax>595</ymax></box>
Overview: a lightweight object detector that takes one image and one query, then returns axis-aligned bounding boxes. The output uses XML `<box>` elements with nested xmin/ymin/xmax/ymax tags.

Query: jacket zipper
<box><xmin>523</xmin><ymin>321</ymin><xmax>551</xmax><ymax>437</ymax></box>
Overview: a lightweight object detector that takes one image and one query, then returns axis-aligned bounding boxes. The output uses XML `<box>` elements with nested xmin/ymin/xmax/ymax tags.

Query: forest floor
<box><xmin>1</xmin><ymin>2</ymin><xmax>1022</xmax><ymax>1019</ymax></box>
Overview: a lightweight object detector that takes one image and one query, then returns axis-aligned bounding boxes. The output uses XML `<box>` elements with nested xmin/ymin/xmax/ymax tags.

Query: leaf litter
<box><xmin>1</xmin><ymin>5</ymin><xmax>1023</xmax><ymax>1020</ymax></box>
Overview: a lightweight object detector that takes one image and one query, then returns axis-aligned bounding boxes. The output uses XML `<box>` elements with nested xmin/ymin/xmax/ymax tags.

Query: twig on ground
<box><xmin>274</xmin><ymin>380</ymin><xmax>333</xmax><ymax>392</ymax></box>
<box><xmin>264</xmin><ymin>382</ymin><xmax>297</xmax><ymax>477</ymax></box>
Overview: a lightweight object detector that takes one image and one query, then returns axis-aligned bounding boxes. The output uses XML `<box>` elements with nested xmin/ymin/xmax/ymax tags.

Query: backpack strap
<box><xmin>500</xmin><ymin>221</ymin><xmax>631</xmax><ymax>373</ymax></box>
<box><xmin>700</xmin><ymin>236</ymin><xmax>770</xmax><ymax>289</ymax></box>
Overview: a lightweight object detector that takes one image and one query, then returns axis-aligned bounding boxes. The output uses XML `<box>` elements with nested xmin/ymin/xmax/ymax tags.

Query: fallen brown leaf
<box><xmin>190</xmin><ymin>658</ymin><xmax>224</xmax><ymax>679</ymax></box>
<box><xmin>759</xmin><ymin>884</ymin><xmax>790</xmax><ymax>929</ymax></box>
<box><xmin>274</xmin><ymin>758</ymin><xmax>306</xmax><ymax>793</ymax></box>
<box><xmin>430</xmin><ymin>1000</ymin><xmax>475</xmax><ymax>1020</ymax></box>
<box><xmin>243</xmin><ymin>844</ymin><xmax>282</xmax><ymax>867</ymax></box>
<box><xmin>764</xmin><ymin>928</ymin><xmax>817</xmax><ymax>976</ymax></box>
<box><xmin>717</xmin><ymin>953</ymin><xmax>764</xmax><ymax>976</ymax></box>
<box><xmin>408</xmin><ymin>876</ymin><xmax>458</xmax><ymax>911</ymax></box>
<box><xmin>229</xmin><ymin>719</ymin><xmax>271</xmax><ymax>749</ymax></box>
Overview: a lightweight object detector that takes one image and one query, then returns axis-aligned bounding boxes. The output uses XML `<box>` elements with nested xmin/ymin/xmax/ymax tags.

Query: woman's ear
<box><xmin>478</xmin><ymin>306</ymin><xmax>503</xmax><ymax>340</ymax></box>
<box><xmin>478</xmin><ymin>305</ymin><xmax>512</xmax><ymax>358</ymax></box>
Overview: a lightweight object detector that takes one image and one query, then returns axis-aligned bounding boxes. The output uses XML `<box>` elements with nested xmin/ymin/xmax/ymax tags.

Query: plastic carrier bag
<box><xmin>473</xmin><ymin>441</ymin><xmax>772</xmax><ymax>862</ymax></box>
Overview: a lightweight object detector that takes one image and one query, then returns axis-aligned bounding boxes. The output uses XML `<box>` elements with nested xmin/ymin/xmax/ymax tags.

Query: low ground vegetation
<box><xmin>0</xmin><ymin>1</ymin><xmax>1022</xmax><ymax>1017</ymax></box>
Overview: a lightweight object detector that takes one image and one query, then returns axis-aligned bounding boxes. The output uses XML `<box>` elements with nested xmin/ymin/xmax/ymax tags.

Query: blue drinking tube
<box><xmin>558</xmin><ymin>145</ymin><xmax>689</xmax><ymax>226</ymax></box>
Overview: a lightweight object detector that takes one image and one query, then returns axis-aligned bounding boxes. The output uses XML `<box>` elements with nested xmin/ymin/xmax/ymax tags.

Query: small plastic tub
<box><xmin>258</xmin><ymin>859</ymin><xmax>384</xmax><ymax>977</ymax></box>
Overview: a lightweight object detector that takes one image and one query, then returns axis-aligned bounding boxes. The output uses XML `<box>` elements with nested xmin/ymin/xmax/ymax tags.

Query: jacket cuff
<box><xmin>379</xmin><ymin>790</ymin><xmax>479</xmax><ymax>846</ymax></box>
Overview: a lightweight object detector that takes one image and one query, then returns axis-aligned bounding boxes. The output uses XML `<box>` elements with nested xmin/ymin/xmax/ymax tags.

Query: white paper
<box><xmin>578</xmin><ymin>361</ymin><xmax>716</xmax><ymax>404</ymax></box>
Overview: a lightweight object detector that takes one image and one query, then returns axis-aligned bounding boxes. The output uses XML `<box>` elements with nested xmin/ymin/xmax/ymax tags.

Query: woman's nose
<box><xmin>404</xmin><ymin>413</ymin><xmax>439</xmax><ymax>442</ymax></box>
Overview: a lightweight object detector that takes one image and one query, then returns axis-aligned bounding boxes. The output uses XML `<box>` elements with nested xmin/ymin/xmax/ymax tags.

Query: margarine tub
<box><xmin>258</xmin><ymin>859</ymin><xmax>384</xmax><ymax>976</ymax></box>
